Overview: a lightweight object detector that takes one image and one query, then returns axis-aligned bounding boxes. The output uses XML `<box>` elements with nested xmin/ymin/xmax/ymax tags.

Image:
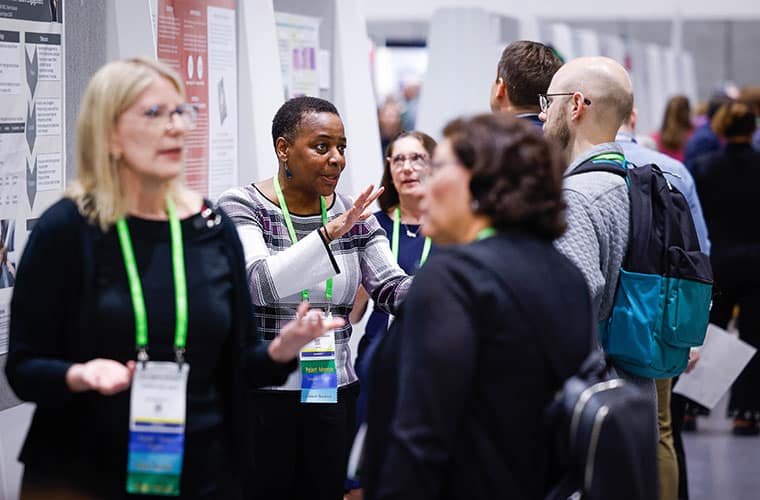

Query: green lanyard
<box><xmin>116</xmin><ymin>196</ymin><xmax>188</xmax><ymax>362</ymax></box>
<box><xmin>476</xmin><ymin>227</ymin><xmax>496</xmax><ymax>240</ymax></box>
<box><xmin>590</xmin><ymin>152</ymin><xmax>625</xmax><ymax>166</ymax></box>
<box><xmin>392</xmin><ymin>207</ymin><xmax>431</xmax><ymax>266</ymax></box>
<box><xmin>273</xmin><ymin>175</ymin><xmax>333</xmax><ymax>303</ymax></box>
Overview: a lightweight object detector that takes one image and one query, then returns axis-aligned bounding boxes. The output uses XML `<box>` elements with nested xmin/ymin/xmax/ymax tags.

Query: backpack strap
<box><xmin>566</xmin><ymin>153</ymin><xmax>628</xmax><ymax>179</ymax></box>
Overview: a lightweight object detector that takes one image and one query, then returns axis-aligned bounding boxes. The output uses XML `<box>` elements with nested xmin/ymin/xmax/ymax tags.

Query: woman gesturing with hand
<box><xmin>218</xmin><ymin>96</ymin><xmax>411</xmax><ymax>500</ymax></box>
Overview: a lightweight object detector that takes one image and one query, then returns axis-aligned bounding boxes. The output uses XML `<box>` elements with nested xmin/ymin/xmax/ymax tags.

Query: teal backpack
<box><xmin>569</xmin><ymin>157</ymin><xmax>713</xmax><ymax>378</ymax></box>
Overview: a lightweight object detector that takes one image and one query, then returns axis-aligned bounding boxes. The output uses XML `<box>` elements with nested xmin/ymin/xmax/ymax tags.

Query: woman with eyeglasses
<box><xmin>362</xmin><ymin>113</ymin><xmax>594</xmax><ymax>500</ymax></box>
<box><xmin>345</xmin><ymin>130</ymin><xmax>437</xmax><ymax>498</ymax></box>
<box><xmin>5</xmin><ymin>59</ymin><xmax>340</xmax><ymax>499</ymax></box>
<box><xmin>217</xmin><ymin>96</ymin><xmax>411</xmax><ymax>500</ymax></box>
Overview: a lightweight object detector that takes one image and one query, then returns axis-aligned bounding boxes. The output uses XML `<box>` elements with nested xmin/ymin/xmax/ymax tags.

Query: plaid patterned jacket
<box><xmin>218</xmin><ymin>184</ymin><xmax>411</xmax><ymax>390</ymax></box>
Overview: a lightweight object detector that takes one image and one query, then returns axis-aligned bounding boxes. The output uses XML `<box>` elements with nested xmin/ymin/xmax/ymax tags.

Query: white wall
<box><xmin>238</xmin><ymin>0</ymin><xmax>286</xmax><ymax>184</ymax></box>
<box><xmin>364</xmin><ymin>0</ymin><xmax>760</xmax><ymax>20</ymax></box>
<box><xmin>416</xmin><ymin>7</ymin><xmax>505</xmax><ymax>140</ymax></box>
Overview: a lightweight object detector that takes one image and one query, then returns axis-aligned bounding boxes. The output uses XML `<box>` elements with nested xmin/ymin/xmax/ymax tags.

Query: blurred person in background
<box><xmin>400</xmin><ymin>77</ymin><xmax>421</xmax><ymax>131</ymax></box>
<box><xmin>693</xmin><ymin>101</ymin><xmax>760</xmax><ymax>436</ymax></box>
<box><xmin>652</xmin><ymin>95</ymin><xmax>694</xmax><ymax>163</ymax></box>
<box><xmin>350</xmin><ymin>130</ymin><xmax>437</xmax><ymax>378</ymax></box>
<box><xmin>347</xmin><ymin>130</ymin><xmax>437</xmax><ymax>499</ymax></box>
<box><xmin>378</xmin><ymin>97</ymin><xmax>403</xmax><ymax>157</ymax></box>
<box><xmin>684</xmin><ymin>93</ymin><xmax>732</xmax><ymax>171</ymax></box>
<box><xmin>739</xmin><ymin>85</ymin><xmax>760</xmax><ymax>151</ymax></box>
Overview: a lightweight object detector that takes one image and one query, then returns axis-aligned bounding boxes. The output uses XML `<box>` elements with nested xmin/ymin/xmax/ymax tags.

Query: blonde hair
<box><xmin>67</xmin><ymin>58</ymin><xmax>185</xmax><ymax>231</ymax></box>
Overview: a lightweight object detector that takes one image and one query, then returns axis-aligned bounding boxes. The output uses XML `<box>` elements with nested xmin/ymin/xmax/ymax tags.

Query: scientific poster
<box><xmin>274</xmin><ymin>11</ymin><xmax>320</xmax><ymax>99</ymax></box>
<box><xmin>156</xmin><ymin>0</ymin><xmax>237</xmax><ymax>200</ymax></box>
<box><xmin>0</xmin><ymin>0</ymin><xmax>63</xmax><ymax>355</ymax></box>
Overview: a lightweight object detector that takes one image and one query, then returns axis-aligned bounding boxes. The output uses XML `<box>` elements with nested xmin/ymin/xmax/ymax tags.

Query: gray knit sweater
<box><xmin>555</xmin><ymin>142</ymin><xmax>630</xmax><ymax>321</ymax></box>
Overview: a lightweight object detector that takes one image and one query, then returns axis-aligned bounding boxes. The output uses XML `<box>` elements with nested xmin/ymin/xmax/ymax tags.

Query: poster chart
<box><xmin>274</xmin><ymin>11</ymin><xmax>320</xmax><ymax>100</ymax></box>
<box><xmin>0</xmin><ymin>0</ymin><xmax>63</xmax><ymax>355</ymax></box>
<box><xmin>156</xmin><ymin>0</ymin><xmax>237</xmax><ymax>200</ymax></box>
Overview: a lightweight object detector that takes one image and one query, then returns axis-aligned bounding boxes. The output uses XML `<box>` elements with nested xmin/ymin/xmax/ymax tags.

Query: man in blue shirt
<box><xmin>617</xmin><ymin>106</ymin><xmax>710</xmax><ymax>500</ymax></box>
<box><xmin>490</xmin><ymin>41</ymin><xmax>562</xmax><ymax>129</ymax></box>
<box><xmin>617</xmin><ymin>108</ymin><xmax>711</xmax><ymax>254</ymax></box>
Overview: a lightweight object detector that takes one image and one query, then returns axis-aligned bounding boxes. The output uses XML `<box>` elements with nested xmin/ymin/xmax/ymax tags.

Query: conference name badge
<box><xmin>126</xmin><ymin>362</ymin><xmax>189</xmax><ymax>496</ymax></box>
<box><xmin>300</xmin><ymin>313</ymin><xmax>338</xmax><ymax>404</ymax></box>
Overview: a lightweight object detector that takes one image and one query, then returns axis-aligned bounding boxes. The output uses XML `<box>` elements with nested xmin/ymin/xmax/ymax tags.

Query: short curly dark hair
<box><xmin>271</xmin><ymin>96</ymin><xmax>340</xmax><ymax>148</ymax></box>
<box><xmin>442</xmin><ymin>113</ymin><xmax>566</xmax><ymax>240</ymax></box>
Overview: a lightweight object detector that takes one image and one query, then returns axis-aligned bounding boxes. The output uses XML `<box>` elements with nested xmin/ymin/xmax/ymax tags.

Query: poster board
<box><xmin>0</xmin><ymin>0</ymin><xmax>64</xmax><ymax>355</ymax></box>
<box><xmin>156</xmin><ymin>0</ymin><xmax>238</xmax><ymax>200</ymax></box>
<box><xmin>274</xmin><ymin>11</ymin><xmax>320</xmax><ymax>100</ymax></box>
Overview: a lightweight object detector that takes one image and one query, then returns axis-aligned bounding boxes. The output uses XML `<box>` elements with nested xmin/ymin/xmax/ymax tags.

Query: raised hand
<box><xmin>65</xmin><ymin>358</ymin><xmax>136</xmax><ymax>395</ymax></box>
<box><xmin>323</xmin><ymin>185</ymin><xmax>384</xmax><ymax>241</ymax></box>
<box><xmin>267</xmin><ymin>301</ymin><xmax>346</xmax><ymax>363</ymax></box>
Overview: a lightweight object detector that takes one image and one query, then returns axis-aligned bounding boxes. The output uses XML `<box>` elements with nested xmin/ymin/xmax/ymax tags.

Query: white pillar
<box><xmin>333</xmin><ymin>0</ymin><xmax>382</xmax><ymax>196</ymax></box>
<box><xmin>237</xmin><ymin>0</ymin><xmax>286</xmax><ymax>184</ymax></box>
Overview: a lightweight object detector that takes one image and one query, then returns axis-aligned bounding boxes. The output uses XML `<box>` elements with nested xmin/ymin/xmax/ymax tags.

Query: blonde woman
<box><xmin>5</xmin><ymin>58</ymin><xmax>340</xmax><ymax>498</ymax></box>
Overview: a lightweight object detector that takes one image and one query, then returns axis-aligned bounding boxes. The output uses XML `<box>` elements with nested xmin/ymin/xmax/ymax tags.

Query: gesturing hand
<box><xmin>323</xmin><ymin>185</ymin><xmax>384</xmax><ymax>242</ymax></box>
<box><xmin>66</xmin><ymin>359</ymin><xmax>137</xmax><ymax>395</ymax></box>
<box><xmin>268</xmin><ymin>301</ymin><xmax>346</xmax><ymax>363</ymax></box>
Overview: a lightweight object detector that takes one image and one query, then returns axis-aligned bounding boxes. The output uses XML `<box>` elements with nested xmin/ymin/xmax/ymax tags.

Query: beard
<box><xmin>545</xmin><ymin>105</ymin><xmax>571</xmax><ymax>154</ymax></box>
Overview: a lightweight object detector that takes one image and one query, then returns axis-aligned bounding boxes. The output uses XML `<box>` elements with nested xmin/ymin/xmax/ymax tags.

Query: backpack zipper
<box><xmin>585</xmin><ymin>405</ymin><xmax>610</xmax><ymax>491</ymax></box>
<box><xmin>569</xmin><ymin>379</ymin><xmax>625</xmax><ymax>448</ymax></box>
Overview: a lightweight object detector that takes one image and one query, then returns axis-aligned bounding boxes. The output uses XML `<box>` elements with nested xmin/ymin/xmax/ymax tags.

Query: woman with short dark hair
<box><xmin>362</xmin><ymin>113</ymin><xmax>594</xmax><ymax>500</ymax></box>
<box><xmin>217</xmin><ymin>96</ymin><xmax>411</xmax><ymax>500</ymax></box>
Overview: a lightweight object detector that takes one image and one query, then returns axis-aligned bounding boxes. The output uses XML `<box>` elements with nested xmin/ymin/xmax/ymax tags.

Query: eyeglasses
<box><xmin>143</xmin><ymin>103</ymin><xmax>198</xmax><ymax>130</ymax></box>
<box><xmin>388</xmin><ymin>153</ymin><xmax>429</xmax><ymax>170</ymax></box>
<box><xmin>538</xmin><ymin>93</ymin><xmax>592</xmax><ymax>114</ymax></box>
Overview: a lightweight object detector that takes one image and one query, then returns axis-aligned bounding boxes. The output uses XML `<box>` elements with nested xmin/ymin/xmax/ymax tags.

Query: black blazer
<box><xmin>5</xmin><ymin>199</ymin><xmax>294</xmax><ymax>496</ymax></box>
<box><xmin>363</xmin><ymin>233</ymin><xmax>593</xmax><ymax>500</ymax></box>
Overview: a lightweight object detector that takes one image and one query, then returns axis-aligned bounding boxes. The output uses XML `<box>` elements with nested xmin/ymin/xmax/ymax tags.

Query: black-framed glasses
<box><xmin>538</xmin><ymin>93</ymin><xmax>592</xmax><ymax>114</ymax></box>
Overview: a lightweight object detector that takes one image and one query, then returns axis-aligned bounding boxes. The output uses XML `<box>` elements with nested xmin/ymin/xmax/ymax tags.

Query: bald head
<box><xmin>550</xmin><ymin>57</ymin><xmax>633</xmax><ymax>130</ymax></box>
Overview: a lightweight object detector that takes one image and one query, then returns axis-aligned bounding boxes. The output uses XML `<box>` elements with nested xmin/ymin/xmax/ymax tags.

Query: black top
<box><xmin>5</xmin><ymin>198</ymin><xmax>296</xmax><ymax>498</ymax></box>
<box><xmin>363</xmin><ymin>233</ymin><xmax>593</xmax><ymax>500</ymax></box>
<box><xmin>693</xmin><ymin>143</ymin><xmax>760</xmax><ymax>258</ymax></box>
<box><xmin>363</xmin><ymin>210</ymin><xmax>434</xmax><ymax>344</ymax></box>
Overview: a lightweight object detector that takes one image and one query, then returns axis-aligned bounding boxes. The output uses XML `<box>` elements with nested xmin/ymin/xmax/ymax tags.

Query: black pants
<box><xmin>249</xmin><ymin>383</ymin><xmax>360</xmax><ymax>500</ymax></box>
<box><xmin>710</xmin><ymin>255</ymin><xmax>760</xmax><ymax>418</ymax></box>
<box><xmin>671</xmin><ymin>380</ymin><xmax>689</xmax><ymax>500</ymax></box>
<box><xmin>22</xmin><ymin>426</ymin><xmax>241</xmax><ymax>499</ymax></box>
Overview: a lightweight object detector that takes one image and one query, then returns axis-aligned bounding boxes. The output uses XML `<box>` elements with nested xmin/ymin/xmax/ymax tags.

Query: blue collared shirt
<box><xmin>616</xmin><ymin>132</ymin><xmax>711</xmax><ymax>254</ymax></box>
